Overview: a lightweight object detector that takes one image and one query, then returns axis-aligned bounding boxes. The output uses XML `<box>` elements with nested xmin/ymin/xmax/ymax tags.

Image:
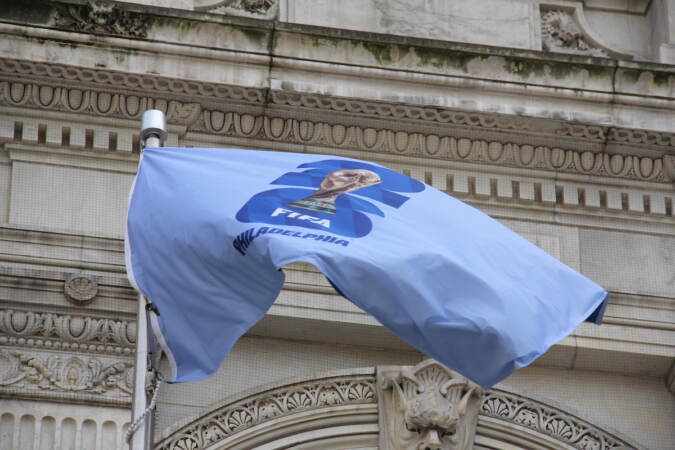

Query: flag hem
<box><xmin>124</xmin><ymin>150</ymin><xmax>180</xmax><ymax>382</ymax></box>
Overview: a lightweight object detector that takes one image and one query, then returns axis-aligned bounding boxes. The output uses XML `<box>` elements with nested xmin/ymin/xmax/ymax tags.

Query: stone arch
<box><xmin>155</xmin><ymin>366</ymin><xmax>641</xmax><ymax>450</ymax></box>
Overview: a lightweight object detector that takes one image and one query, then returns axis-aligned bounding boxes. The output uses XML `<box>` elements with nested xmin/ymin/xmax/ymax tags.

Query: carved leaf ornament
<box><xmin>156</xmin><ymin>376</ymin><xmax>376</xmax><ymax>450</ymax></box>
<box><xmin>54</xmin><ymin>0</ymin><xmax>150</xmax><ymax>37</ymax></box>
<box><xmin>0</xmin><ymin>350</ymin><xmax>133</xmax><ymax>395</ymax></box>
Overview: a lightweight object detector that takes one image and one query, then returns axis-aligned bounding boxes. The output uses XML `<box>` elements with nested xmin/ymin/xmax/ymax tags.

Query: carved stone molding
<box><xmin>0</xmin><ymin>350</ymin><xmax>133</xmax><ymax>405</ymax></box>
<box><xmin>1</xmin><ymin>57</ymin><xmax>673</xmax><ymax>147</ymax></box>
<box><xmin>197</xmin><ymin>111</ymin><xmax>673</xmax><ymax>183</ymax></box>
<box><xmin>64</xmin><ymin>273</ymin><xmax>99</xmax><ymax>305</ymax></box>
<box><xmin>0</xmin><ymin>80</ymin><xmax>202</xmax><ymax>126</ymax></box>
<box><xmin>54</xmin><ymin>0</ymin><xmax>151</xmax><ymax>38</ymax></box>
<box><xmin>268</xmin><ymin>91</ymin><xmax>675</xmax><ymax>152</ymax></box>
<box><xmin>156</xmin><ymin>369</ymin><xmax>640</xmax><ymax>450</ymax></box>
<box><xmin>0</xmin><ymin>57</ymin><xmax>673</xmax><ymax>153</ymax></box>
<box><xmin>155</xmin><ymin>372</ymin><xmax>377</xmax><ymax>450</ymax></box>
<box><xmin>541</xmin><ymin>9</ymin><xmax>607</xmax><ymax>57</ymax></box>
<box><xmin>0</xmin><ymin>309</ymin><xmax>136</xmax><ymax>356</ymax></box>
<box><xmin>1</xmin><ymin>81</ymin><xmax>674</xmax><ymax>191</ymax></box>
<box><xmin>377</xmin><ymin>360</ymin><xmax>483</xmax><ymax>450</ymax></box>
<box><xmin>481</xmin><ymin>390</ymin><xmax>635</xmax><ymax>449</ymax></box>
<box><xmin>0</xmin><ymin>58</ymin><xmax>265</xmax><ymax>107</ymax></box>
<box><xmin>0</xmin><ymin>58</ymin><xmax>673</xmax><ymax>190</ymax></box>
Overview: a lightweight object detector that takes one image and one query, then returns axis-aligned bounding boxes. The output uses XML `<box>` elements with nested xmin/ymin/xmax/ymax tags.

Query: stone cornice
<box><xmin>1</xmin><ymin>57</ymin><xmax>674</xmax><ymax>186</ymax></box>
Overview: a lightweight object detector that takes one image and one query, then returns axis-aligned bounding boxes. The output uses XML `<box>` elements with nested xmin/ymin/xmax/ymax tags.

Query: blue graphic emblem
<box><xmin>236</xmin><ymin>159</ymin><xmax>425</xmax><ymax>237</ymax></box>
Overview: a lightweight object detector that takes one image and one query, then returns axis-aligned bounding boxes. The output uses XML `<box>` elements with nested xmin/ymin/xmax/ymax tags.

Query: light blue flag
<box><xmin>125</xmin><ymin>147</ymin><xmax>607</xmax><ymax>388</ymax></box>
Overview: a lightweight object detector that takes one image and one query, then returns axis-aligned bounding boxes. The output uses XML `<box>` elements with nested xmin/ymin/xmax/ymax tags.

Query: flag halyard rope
<box><xmin>125</xmin><ymin>370</ymin><xmax>164</xmax><ymax>445</ymax></box>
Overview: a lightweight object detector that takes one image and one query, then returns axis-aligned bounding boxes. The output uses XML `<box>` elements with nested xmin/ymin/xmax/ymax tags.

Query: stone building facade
<box><xmin>0</xmin><ymin>0</ymin><xmax>674</xmax><ymax>449</ymax></box>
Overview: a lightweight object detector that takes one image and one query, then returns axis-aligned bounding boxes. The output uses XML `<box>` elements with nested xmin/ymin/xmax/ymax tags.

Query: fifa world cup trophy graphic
<box><xmin>288</xmin><ymin>169</ymin><xmax>381</xmax><ymax>214</ymax></box>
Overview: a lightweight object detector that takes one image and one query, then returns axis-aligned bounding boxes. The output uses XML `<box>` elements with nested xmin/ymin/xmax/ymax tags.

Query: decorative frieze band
<box><xmin>0</xmin><ymin>349</ymin><xmax>133</xmax><ymax>405</ymax></box>
<box><xmin>0</xmin><ymin>81</ymin><xmax>202</xmax><ymax>126</ymax></box>
<box><xmin>197</xmin><ymin>111</ymin><xmax>674</xmax><ymax>184</ymax></box>
<box><xmin>156</xmin><ymin>373</ymin><xmax>377</xmax><ymax>450</ymax></box>
<box><xmin>0</xmin><ymin>309</ymin><xmax>136</xmax><ymax>356</ymax></box>
<box><xmin>0</xmin><ymin>58</ymin><xmax>263</xmax><ymax>110</ymax></box>
<box><xmin>482</xmin><ymin>390</ymin><xmax>630</xmax><ymax>449</ymax></box>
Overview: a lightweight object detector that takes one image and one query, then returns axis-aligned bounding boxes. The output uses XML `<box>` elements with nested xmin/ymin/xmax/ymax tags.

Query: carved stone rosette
<box><xmin>64</xmin><ymin>273</ymin><xmax>98</xmax><ymax>305</ymax></box>
<box><xmin>377</xmin><ymin>360</ymin><xmax>483</xmax><ymax>450</ymax></box>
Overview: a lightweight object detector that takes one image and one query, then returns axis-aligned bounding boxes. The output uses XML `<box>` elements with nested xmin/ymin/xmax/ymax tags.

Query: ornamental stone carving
<box><xmin>541</xmin><ymin>10</ymin><xmax>607</xmax><ymax>57</ymax></box>
<box><xmin>54</xmin><ymin>0</ymin><xmax>150</xmax><ymax>38</ymax></box>
<box><xmin>155</xmin><ymin>369</ymin><xmax>640</xmax><ymax>450</ymax></box>
<box><xmin>0</xmin><ymin>57</ymin><xmax>673</xmax><ymax>156</ymax></box>
<box><xmin>197</xmin><ymin>111</ymin><xmax>672</xmax><ymax>183</ymax></box>
<box><xmin>0</xmin><ymin>79</ymin><xmax>202</xmax><ymax>126</ymax></box>
<box><xmin>64</xmin><ymin>273</ymin><xmax>98</xmax><ymax>304</ymax></box>
<box><xmin>156</xmin><ymin>373</ymin><xmax>376</xmax><ymax>450</ymax></box>
<box><xmin>377</xmin><ymin>360</ymin><xmax>483</xmax><ymax>450</ymax></box>
<box><xmin>0</xmin><ymin>309</ymin><xmax>136</xmax><ymax>355</ymax></box>
<box><xmin>0</xmin><ymin>350</ymin><xmax>133</xmax><ymax>401</ymax></box>
<box><xmin>481</xmin><ymin>390</ymin><xmax>635</xmax><ymax>449</ymax></box>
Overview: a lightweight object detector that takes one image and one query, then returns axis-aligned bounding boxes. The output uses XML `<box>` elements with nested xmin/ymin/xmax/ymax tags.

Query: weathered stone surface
<box><xmin>378</xmin><ymin>360</ymin><xmax>482</xmax><ymax>450</ymax></box>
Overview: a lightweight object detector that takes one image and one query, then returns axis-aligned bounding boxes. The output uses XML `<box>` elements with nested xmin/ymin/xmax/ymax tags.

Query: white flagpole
<box><xmin>130</xmin><ymin>109</ymin><xmax>167</xmax><ymax>450</ymax></box>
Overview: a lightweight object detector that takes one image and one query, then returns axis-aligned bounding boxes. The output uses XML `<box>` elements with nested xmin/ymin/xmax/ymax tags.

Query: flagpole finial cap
<box><xmin>140</xmin><ymin>109</ymin><xmax>167</xmax><ymax>144</ymax></box>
